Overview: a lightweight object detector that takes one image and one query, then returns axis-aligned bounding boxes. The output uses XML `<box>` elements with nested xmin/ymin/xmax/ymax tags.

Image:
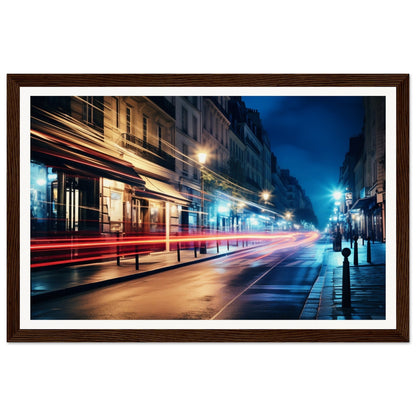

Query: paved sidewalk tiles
<box><xmin>301</xmin><ymin>241</ymin><xmax>385</xmax><ymax>320</ymax></box>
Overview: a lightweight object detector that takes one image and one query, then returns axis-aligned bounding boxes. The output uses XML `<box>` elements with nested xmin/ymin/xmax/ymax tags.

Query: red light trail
<box><xmin>30</xmin><ymin>231</ymin><xmax>320</xmax><ymax>268</ymax></box>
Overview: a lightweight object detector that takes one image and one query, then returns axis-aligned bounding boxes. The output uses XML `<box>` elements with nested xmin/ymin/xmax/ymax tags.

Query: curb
<box><xmin>298</xmin><ymin>247</ymin><xmax>329</xmax><ymax>319</ymax></box>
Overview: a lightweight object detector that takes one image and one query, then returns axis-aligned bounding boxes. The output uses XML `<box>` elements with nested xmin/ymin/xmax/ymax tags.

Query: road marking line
<box><xmin>209</xmin><ymin>250</ymin><xmax>296</xmax><ymax>320</ymax></box>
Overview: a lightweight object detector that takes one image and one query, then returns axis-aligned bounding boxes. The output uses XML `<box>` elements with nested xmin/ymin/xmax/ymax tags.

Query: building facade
<box><xmin>30</xmin><ymin>94</ymin><xmax>318</xmax><ymax>267</ymax></box>
<box><xmin>169</xmin><ymin>96</ymin><xmax>203</xmax><ymax>232</ymax></box>
<box><xmin>31</xmin><ymin>95</ymin><xmax>189</xmax><ymax>255</ymax></box>
<box><xmin>338</xmin><ymin>97</ymin><xmax>386</xmax><ymax>242</ymax></box>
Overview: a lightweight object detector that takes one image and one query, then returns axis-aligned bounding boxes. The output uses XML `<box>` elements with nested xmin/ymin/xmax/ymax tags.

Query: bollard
<box><xmin>217</xmin><ymin>240</ymin><xmax>219</xmax><ymax>253</ymax></box>
<box><xmin>135</xmin><ymin>245</ymin><xmax>139</xmax><ymax>270</ymax></box>
<box><xmin>350</xmin><ymin>235</ymin><xmax>353</xmax><ymax>249</ymax></box>
<box><xmin>177</xmin><ymin>241</ymin><xmax>181</xmax><ymax>262</ymax></box>
<box><xmin>342</xmin><ymin>248</ymin><xmax>351</xmax><ymax>308</ymax></box>
<box><xmin>367</xmin><ymin>236</ymin><xmax>372</xmax><ymax>263</ymax></box>
<box><xmin>353</xmin><ymin>235</ymin><xmax>358</xmax><ymax>266</ymax></box>
<box><xmin>333</xmin><ymin>231</ymin><xmax>342</xmax><ymax>252</ymax></box>
<box><xmin>227</xmin><ymin>239</ymin><xmax>229</xmax><ymax>251</ymax></box>
<box><xmin>194</xmin><ymin>242</ymin><xmax>197</xmax><ymax>258</ymax></box>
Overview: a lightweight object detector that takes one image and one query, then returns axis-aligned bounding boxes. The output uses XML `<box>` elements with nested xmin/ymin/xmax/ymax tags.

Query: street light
<box><xmin>284</xmin><ymin>211</ymin><xmax>293</xmax><ymax>230</ymax></box>
<box><xmin>198</xmin><ymin>152</ymin><xmax>207</xmax><ymax>253</ymax></box>
<box><xmin>198</xmin><ymin>153</ymin><xmax>207</xmax><ymax>227</ymax></box>
<box><xmin>331</xmin><ymin>191</ymin><xmax>343</xmax><ymax>252</ymax></box>
<box><xmin>197</xmin><ymin>152</ymin><xmax>207</xmax><ymax>165</ymax></box>
<box><xmin>261</xmin><ymin>191</ymin><xmax>271</xmax><ymax>203</ymax></box>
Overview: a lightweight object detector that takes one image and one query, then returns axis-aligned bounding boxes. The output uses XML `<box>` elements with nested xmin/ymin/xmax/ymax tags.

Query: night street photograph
<box><xmin>29</xmin><ymin>94</ymin><xmax>386</xmax><ymax>321</ymax></box>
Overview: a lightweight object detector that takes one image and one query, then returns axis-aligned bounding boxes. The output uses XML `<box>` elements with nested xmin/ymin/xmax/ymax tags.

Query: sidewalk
<box><xmin>301</xmin><ymin>238</ymin><xmax>386</xmax><ymax>320</ymax></box>
<box><xmin>31</xmin><ymin>240</ymin><xmax>260</xmax><ymax>302</ymax></box>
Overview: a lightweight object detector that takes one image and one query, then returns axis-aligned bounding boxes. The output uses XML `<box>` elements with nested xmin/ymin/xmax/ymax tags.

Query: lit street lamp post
<box><xmin>198</xmin><ymin>152</ymin><xmax>207</xmax><ymax>254</ymax></box>
<box><xmin>332</xmin><ymin>191</ymin><xmax>342</xmax><ymax>252</ymax></box>
<box><xmin>284</xmin><ymin>211</ymin><xmax>292</xmax><ymax>230</ymax></box>
<box><xmin>261</xmin><ymin>191</ymin><xmax>271</xmax><ymax>231</ymax></box>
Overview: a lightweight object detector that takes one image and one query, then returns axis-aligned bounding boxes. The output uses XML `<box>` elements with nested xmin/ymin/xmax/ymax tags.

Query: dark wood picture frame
<box><xmin>7</xmin><ymin>74</ymin><xmax>409</xmax><ymax>342</ymax></box>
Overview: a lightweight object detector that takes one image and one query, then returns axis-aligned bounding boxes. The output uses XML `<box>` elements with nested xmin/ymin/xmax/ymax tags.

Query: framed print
<box><xmin>7</xmin><ymin>74</ymin><xmax>409</xmax><ymax>342</ymax></box>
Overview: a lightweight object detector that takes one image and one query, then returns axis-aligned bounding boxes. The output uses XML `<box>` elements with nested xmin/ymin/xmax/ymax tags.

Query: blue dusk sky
<box><xmin>242</xmin><ymin>96</ymin><xmax>365</xmax><ymax>229</ymax></box>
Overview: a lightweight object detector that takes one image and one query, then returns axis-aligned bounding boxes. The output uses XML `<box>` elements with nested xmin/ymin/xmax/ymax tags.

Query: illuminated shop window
<box><xmin>109</xmin><ymin>190</ymin><xmax>123</xmax><ymax>232</ymax></box>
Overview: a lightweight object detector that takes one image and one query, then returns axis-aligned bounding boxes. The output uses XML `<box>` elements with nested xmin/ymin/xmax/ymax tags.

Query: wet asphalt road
<box><xmin>31</xmin><ymin>236</ymin><xmax>325</xmax><ymax>320</ymax></box>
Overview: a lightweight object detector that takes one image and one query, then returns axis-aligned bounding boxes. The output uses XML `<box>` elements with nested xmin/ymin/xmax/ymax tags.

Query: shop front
<box><xmin>350</xmin><ymin>195</ymin><xmax>384</xmax><ymax>242</ymax></box>
<box><xmin>31</xmin><ymin>130</ymin><xmax>146</xmax><ymax>240</ymax></box>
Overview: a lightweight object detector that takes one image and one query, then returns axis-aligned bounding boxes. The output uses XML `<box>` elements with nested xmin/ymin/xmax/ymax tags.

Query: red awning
<box><xmin>31</xmin><ymin>130</ymin><xmax>145</xmax><ymax>188</ymax></box>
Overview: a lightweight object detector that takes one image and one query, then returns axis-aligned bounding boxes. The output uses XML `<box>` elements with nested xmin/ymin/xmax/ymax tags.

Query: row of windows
<box><xmin>182</xmin><ymin>143</ymin><xmax>198</xmax><ymax>179</ymax></box>
<box><xmin>110</xmin><ymin>97</ymin><xmax>269</xmax><ymax>185</ymax></box>
<box><xmin>181</xmin><ymin>106</ymin><xmax>198</xmax><ymax>140</ymax></box>
<box><xmin>230</xmin><ymin>138</ymin><xmax>263</xmax><ymax>172</ymax></box>
<box><xmin>232</xmin><ymin>140</ymin><xmax>271</xmax><ymax>183</ymax></box>
<box><xmin>122</xmin><ymin>100</ymin><xmax>164</xmax><ymax>149</ymax></box>
<box><xmin>230</xmin><ymin>139</ymin><xmax>244</xmax><ymax>162</ymax></box>
<box><xmin>81</xmin><ymin>96</ymin><xmax>104</xmax><ymax>131</ymax></box>
<box><xmin>203</xmin><ymin>108</ymin><xmax>228</xmax><ymax>146</ymax></box>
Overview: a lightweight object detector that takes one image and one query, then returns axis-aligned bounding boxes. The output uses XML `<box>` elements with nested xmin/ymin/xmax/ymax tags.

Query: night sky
<box><xmin>242</xmin><ymin>96</ymin><xmax>365</xmax><ymax>229</ymax></box>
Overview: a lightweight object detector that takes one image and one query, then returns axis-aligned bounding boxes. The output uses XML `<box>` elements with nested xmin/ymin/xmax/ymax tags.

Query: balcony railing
<box><xmin>121</xmin><ymin>133</ymin><xmax>175</xmax><ymax>171</ymax></box>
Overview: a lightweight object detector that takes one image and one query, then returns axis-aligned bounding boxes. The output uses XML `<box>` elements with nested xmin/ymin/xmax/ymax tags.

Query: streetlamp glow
<box><xmin>284</xmin><ymin>211</ymin><xmax>293</xmax><ymax>231</ymax></box>
<box><xmin>261</xmin><ymin>191</ymin><xmax>270</xmax><ymax>202</ymax></box>
<box><xmin>333</xmin><ymin>191</ymin><xmax>342</xmax><ymax>201</ymax></box>
<box><xmin>198</xmin><ymin>152</ymin><xmax>207</xmax><ymax>165</ymax></box>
